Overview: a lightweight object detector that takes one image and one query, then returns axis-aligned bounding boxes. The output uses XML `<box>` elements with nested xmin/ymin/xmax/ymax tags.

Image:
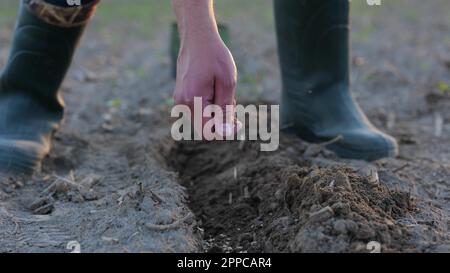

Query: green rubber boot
<box><xmin>274</xmin><ymin>0</ymin><xmax>398</xmax><ymax>161</ymax></box>
<box><xmin>0</xmin><ymin>1</ymin><xmax>95</xmax><ymax>176</ymax></box>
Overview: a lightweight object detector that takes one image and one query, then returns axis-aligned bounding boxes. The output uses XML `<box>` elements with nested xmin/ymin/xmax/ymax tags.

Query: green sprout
<box><xmin>438</xmin><ymin>81</ymin><xmax>449</xmax><ymax>94</ymax></box>
<box><xmin>108</xmin><ymin>98</ymin><xmax>123</xmax><ymax>108</ymax></box>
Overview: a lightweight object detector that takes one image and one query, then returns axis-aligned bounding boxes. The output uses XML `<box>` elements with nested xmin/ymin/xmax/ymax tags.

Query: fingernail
<box><xmin>216</xmin><ymin>123</ymin><xmax>233</xmax><ymax>137</ymax></box>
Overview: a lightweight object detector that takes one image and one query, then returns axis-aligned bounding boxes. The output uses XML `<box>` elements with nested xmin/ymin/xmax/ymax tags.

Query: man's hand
<box><xmin>173</xmin><ymin>0</ymin><xmax>240</xmax><ymax>139</ymax></box>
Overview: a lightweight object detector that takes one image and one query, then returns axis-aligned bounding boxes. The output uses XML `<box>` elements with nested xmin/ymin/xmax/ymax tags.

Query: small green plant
<box><xmin>108</xmin><ymin>98</ymin><xmax>123</xmax><ymax>108</ymax></box>
<box><xmin>164</xmin><ymin>98</ymin><xmax>175</xmax><ymax>108</ymax></box>
<box><xmin>437</xmin><ymin>81</ymin><xmax>449</xmax><ymax>94</ymax></box>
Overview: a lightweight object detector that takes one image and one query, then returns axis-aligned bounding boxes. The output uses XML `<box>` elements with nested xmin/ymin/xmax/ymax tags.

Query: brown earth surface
<box><xmin>0</xmin><ymin>0</ymin><xmax>449</xmax><ymax>252</ymax></box>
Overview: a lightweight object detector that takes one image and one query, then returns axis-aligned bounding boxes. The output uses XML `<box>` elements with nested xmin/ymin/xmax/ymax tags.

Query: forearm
<box><xmin>173</xmin><ymin>0</ymin><xmax>221</xmax><ymax>46</ymax></box>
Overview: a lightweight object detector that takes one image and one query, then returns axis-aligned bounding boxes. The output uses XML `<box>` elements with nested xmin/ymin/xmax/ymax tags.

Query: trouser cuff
<box><xmin>24</xmin><ymin>0</ymin><xmax>101</xmax><ymax>28</ymax></box>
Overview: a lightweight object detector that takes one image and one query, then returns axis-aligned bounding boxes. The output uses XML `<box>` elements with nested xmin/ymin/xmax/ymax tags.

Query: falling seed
<box><xmin>69</xmin><ymin>170</ymin><xmax>76</xmax><ymax>183</ymax></box>
<box><xmin>368</xmin><ymin>169</ymin><xmax>380</xmax><ymax>184</ymax></box>
<box><xmin>434</xmin><ymin>112</ymin><xmax>443</xmax><ymax>137</ymax></box>
<box><xmin>233</xmin><ymin>167</ymin><xmax>238</xmax><ymax>180</ymax></box>
<box><xmin>244</xmin><ymin>187</ymin><xmax>250</xmax><ymax>199</ymax></box>
<box><xmin>329</xmin><ymin>180</ymin><xmax>335</xmax><ymax>188</ymax></box>
<box><xmin>387</xmin><ymin>112</ymin><xmax>396</xmax><ymax>130</ymax></box>
<box><xmin>228</xmin><ymin>193</ymin><xmax>233</xmax><ymax>205</ymax></box>
<box><xmin>238</xmin><ymin>139</ymin><xmax>245</xmax><ymax>150</ymax></box>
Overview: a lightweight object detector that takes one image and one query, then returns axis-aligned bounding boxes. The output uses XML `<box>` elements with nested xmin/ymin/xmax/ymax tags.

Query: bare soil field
<box><xmin>0</xmin><ymin>0</ymin><xmax>449</xmax><ymax>252</ymax></box>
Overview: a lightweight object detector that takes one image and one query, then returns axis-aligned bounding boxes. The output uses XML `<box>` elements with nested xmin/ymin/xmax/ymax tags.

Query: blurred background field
<box><xmin>1</xmin><ymin>0</ymin><xmax>450</xmax><ymax>146</ymax></box>
<box><xmin>1</xmin><ymin>0</ymin><xmax>449</xmax><ymax>42</ymax></box>
<box><xmin>3</xmin><ymin>0</ymin><xmax>450</xmax><ymax>101</ymax></box>
<box><xmin>1</xmin><ymin>0</ymin><xmax>450</xmax><ymax>163</ymax></box>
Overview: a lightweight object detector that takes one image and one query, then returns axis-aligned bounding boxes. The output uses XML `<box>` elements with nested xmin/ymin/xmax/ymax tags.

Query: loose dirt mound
<box><xmin>163</xmin><ymin>137</ymin><xmax>418</xmax><ymax>253</ymax></box>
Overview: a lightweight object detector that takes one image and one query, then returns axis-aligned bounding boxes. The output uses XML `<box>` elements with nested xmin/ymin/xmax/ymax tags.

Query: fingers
<box><xmin>196</xmin><ymin>97</ymin><xmax>216</xmax><ymax>141</ymax></box>
<box><xmin>174</xmin><ymin>83</ymin><xmax>241</xmax><ymax>141</ymax></box>
<box><xmin>214</xmin><ymin>73</ymin><xmax>242</xmax><ymax>139</ymax></box>
<box><xmin>174</xmin><ymin>83</ymin><xmax>215</xmax><ymax>140</ymax></box>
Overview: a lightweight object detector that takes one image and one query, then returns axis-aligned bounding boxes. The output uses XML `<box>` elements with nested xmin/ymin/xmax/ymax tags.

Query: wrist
<box><xmin>173</xmin><ymin>0</ymin><xmax>221</xmax><ymax>46</ymax></box>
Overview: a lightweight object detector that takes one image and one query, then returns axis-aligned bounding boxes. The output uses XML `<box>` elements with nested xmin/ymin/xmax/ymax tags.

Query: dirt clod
<box><xmin>309</xmin><ymin>206</ymin><xmax>334</xmax><ymax>223</ymax></box>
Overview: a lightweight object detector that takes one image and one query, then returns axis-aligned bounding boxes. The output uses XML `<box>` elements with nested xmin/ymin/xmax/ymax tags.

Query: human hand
<box><xmin>173</xmin><ymin>0</ymin><xmax>241</xmax><ymax>140</ymax></box>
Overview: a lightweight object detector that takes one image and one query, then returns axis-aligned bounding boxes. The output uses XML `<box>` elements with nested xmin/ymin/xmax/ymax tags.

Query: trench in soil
<box><xmin>160</xmin><ymin>136</ymin><xmax>419</xmax><ymax>253</ymax></box>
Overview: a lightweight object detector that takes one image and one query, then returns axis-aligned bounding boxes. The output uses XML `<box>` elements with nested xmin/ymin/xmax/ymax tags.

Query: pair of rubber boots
<box><xmin>0</xmin><ymin>0</ymin><xmax>397</xmax><ymax>176</ymax></box>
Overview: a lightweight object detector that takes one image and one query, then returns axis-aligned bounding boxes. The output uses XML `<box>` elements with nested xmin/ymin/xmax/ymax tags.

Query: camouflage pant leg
<box><xmin>23</xmin><ymin>0</ymin><xmax>101</xmax><ymax>28</ymax></box>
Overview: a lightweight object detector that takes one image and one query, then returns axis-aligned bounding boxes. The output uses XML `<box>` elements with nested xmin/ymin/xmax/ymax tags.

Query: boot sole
<box><xmin>327</xmin><ymin>142</ymin><xmax>398</xmax><ymax>161</ymax></box>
